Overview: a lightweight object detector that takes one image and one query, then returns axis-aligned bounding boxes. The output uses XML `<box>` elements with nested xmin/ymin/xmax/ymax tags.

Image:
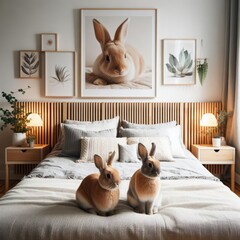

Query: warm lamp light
<box><xmin>27</xmin><ymin>113</ymin><xmax>43</xmax><ymax>147</ymax></box>
<box><xmin>200</xmin><ymin>113</ymin><xmax>217</xmax><ymax>127</ymax></box>
<box><xmin>200</xmin><ymin>113</ymin><xmax>220</xmax><ymax>147</ymax></box>
<box><xmin>27</xmin><ymin>113</ymin><xmax>43</xmax><ymax>127</ymax></box>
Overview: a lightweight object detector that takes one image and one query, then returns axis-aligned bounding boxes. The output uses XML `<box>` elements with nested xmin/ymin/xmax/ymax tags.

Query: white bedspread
<box><xmin>0</xmin><ymin>154</ymin><xmax>240</xmax><ymax>240</ymax></box>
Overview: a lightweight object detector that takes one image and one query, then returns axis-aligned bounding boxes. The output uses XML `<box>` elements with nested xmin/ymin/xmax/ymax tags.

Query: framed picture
<box><xmin>162</xmin><ymin>39</ymin><xmax>196</xmax><ymax>85</ymax></box>
<box><xmin>19</xmin><ymin>51</ymin><xmax>40</xmax><ymax>78</ymax></box>
<box><xmin>80</xmin><ymin>8</ymin><xmax>157</xmax><ymax>98</ymax></box>
<box><xmin>41</xmin><ymin>33</ymin><xmax>58</xmax><ymax>51</ymax></box>
<box><xmin>45</xmin><ymin>51</ymin><xmax>76</xmax><ymax>97</ymax></box>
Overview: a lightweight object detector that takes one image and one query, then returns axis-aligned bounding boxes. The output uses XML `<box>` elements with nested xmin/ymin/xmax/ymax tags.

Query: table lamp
<box><xmin>27</xmin><ymin>113</ymin><xmax>43</xmax><ymax>147</ymax></box>
<box><xmin>200</xmin><ymin>113</ymin><xmax>220</xmax><ymax>147</ymax></box>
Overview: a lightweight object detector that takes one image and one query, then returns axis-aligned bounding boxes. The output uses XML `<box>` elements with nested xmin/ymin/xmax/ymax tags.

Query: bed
<box><xmin>0</xmin><ymin>115</ymin><xmax>240</xmax><ymax>240</ymax></box>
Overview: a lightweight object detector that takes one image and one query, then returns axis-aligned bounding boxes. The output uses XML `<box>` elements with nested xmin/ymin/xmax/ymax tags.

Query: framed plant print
<box><xmin>162</xmin><ymin>39</ymin><xmax>196</xmax><ymax>85</ymax></box>
<box><xmin>20</xmin><ymin>51</ymin><xmax>40</xmax><ymax>78</ymax></box>
<box><xmin>45</xmin><ymin>51</ymin><xmax>76</xmax><ymax>97</ymax></box>
<box><xmin>41</xmin><ymin>33</ymin><xmax>58</xmax><ymax>51</ymax></box>
<box><xmin>80</xmin><ymin>8</ymin><xmax>157</xmax><ymax>98</ymax></box>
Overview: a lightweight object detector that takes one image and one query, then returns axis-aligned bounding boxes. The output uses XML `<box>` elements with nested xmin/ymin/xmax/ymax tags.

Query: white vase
<box><xmin>212</xmin><ymin>137</ymin><xmax>221</xmax><ymax>148</ymax></box>
<box><xmin>12</xmin><ymin>133</ymin><xmax>27</xmax><ymax>147</ymax></box>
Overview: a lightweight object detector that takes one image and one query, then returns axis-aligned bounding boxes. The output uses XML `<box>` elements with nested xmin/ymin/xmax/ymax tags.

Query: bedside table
<box><xmin>191</xmin><ymin>144</ymin><xmax>235</xmax><ymax>191</ymax></box>
<box><xmin>5</xmin><ymin>144</ymin><xmax>50</xmax><ymax>191</ymax></box>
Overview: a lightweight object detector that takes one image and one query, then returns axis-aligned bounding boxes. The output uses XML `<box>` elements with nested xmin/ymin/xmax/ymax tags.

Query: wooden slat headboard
<box><xmin>19</xmin><ymin>101</ymin><xmax>222</xmax><ymax>150</ymax></box>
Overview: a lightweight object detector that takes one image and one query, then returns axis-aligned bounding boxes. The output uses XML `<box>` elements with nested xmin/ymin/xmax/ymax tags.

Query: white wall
<box><xmin>0</xmin><ymin>0</ymin><xmax>227</xmax><ymax>178</ymax></box>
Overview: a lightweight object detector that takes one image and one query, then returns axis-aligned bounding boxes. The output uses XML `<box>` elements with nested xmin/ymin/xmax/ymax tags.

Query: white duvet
<box><xmin>0</xmin><ymin>152</ymin><xmax>240</xmax><ymax>240</ymax></box>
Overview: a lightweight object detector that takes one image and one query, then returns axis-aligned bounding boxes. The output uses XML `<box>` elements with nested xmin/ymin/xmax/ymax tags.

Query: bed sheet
<box><xmin>0</xmin><ymin>151</ymin><xmax>240</xmax><ymax>240</ymax></box>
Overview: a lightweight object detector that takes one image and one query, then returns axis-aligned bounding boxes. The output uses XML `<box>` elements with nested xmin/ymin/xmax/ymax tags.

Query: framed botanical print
<box><xmin>45</xmin><ymin>51</ymin><xmax>76</xmax><ymax>97</ymax></box>
<box><xmin>162</xmin><ymin>39</ymin><xmax>196</xmax><ymax>85</ymax></box>
<box><xmin>41</xmin><ymin>33</ymin><xmax>58</xmax><ymax>51</ymax></box>
<box><xmin>19</xmin><ymin>51</ymin><xmax>40</xmax><ymax>78</ymax></box>
<box><xmin>80</xmin><ymin>8</ymin><xmax>157</xmax><ymax>98</ymax></box>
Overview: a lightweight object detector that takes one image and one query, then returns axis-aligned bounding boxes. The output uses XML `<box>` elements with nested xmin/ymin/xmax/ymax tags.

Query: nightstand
<box><xmin>191</xmin><ymin>144</ymin><xmax>235</xmax><ymax>191</ymax></box>
<box><xmin>5</xmin><ymin>144</ymin><xmax>50</xmax><ymax>191</ymax></box>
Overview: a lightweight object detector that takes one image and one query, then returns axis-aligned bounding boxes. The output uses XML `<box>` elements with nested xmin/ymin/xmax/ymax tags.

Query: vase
<box><xmin>12</xmin><ymin>133</ymin><xmax>27</xmax><ymax>147</ymax></box>
<box><xmin>212</xmin><ymin>137</ymin><xmax>221</xmax><ymax>148</ymax></box>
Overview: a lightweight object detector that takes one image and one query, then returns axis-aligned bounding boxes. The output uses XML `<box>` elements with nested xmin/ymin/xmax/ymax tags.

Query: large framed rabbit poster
<box><xmin>80</xmin><ymin>8</ymin><xmax>157</xmax><ymax>98</ymax></box>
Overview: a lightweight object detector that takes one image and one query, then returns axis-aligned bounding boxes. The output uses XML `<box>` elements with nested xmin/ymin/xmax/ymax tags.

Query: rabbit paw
<box><xmin>93</xmin><ymin>79</ymin><xmax>108</xmax><ymax>85</ymax></box>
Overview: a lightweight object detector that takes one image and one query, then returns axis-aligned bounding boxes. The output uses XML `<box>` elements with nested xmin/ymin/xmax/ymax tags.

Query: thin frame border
<box><xmin>19</xmin><ymin>50</ymin><xmax>41</xmax><ymax>79</ymax></box>
<box><xmin>162</xmin><ymin>39</ymin><xmax>196</xmax><ymax>85</ymax></box>
<box><xmin>44</xmin><ymin>51</ymin><xmax>77</xmax><ymax>98</ymax></box>
<box><xmin>80</xmin><ymin>8</ymin><xmax>157</xmax><ymax>99</ymax></box>
<box><xmin>41</xmin><ymin>33</ymin><xmax>58</xmax><ymax>51</ymax></box>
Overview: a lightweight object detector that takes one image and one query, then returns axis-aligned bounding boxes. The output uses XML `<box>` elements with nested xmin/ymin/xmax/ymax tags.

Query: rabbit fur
<box><xmin>127</xmin><ymin>143</ymin><xmax>161</xmax><ymax>215</ymax></box>
<box><xmin>87</xmin><ymin>18</ymin><xmax>145</xmax><ymax>85</ymax></box>
<box><xmin>76</xmin><ymin>151</ymin><xmax>120</xmax><ymax>216</ymax></box>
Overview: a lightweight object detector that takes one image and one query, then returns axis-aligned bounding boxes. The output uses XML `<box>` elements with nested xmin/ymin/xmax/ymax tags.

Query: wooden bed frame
<box><xmin>19</xmin><ymin>101</ymin><xmax>222</xmax><ymax>150</ymax></box>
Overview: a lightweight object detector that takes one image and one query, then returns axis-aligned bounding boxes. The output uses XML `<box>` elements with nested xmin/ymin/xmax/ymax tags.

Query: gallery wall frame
<box><xmin>162</xmin><ymin>39</ymin><xmax>196</xmax><ymax>85</ymax></box>
<box><xmin>19</xmin><ymin>50</ymin><xmax>40</xmax><ymax>79</ymax></box>
<box><xmin>80</xmin><ymin>8</ymin><xmax>157</xmax><ymax>98</ymax></box>
<box><xmin>45</xmin><ymin>51</ymin><xmax>76</xmax><ymax>97</ymax></box>
<box><xmin>41</xmin><ymin>33</ymin><xmax>58</xmax><ymax>51</ymax></box>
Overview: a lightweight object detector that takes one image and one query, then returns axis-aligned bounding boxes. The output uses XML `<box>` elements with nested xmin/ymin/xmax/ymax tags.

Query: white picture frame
<box><xmin>41</xmin><ymin>33</ymin><xmax>58</xmax><ymax>51</ymax></box>
<box><xmin>45</xmin><ymin>51</ymin><xmax>76</xmax><ymax>97</ymax></box>
<box><xmin>80</xmin><ymin>8</ymin><xmax>157</xmax><ymax>98</ymax></box>
<box><xmin>162</xmin><ymin>39</ymin><xmax>196</xmax><ymax>85</ymax></box>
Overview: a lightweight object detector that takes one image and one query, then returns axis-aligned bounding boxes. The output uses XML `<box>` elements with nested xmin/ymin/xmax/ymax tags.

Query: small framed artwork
<box><xmin>162</xmin><ymin>39</ymin><xmax>196</xmax><ymax>85</ymax></box>
<box><xmin>80</xmin><ymin>8</ymin><xmax>157</xmax><ymax>98</ymax></box>
<box><xmin>45</xmin><ymin>51</ymin><xmax>76</xmax><ymax>97</ymax></box>
<box><xmin>20</xmin><ymin>51</ymin><xmax>40</xmax><ymax>78</ymax></box>
<box><xmin>41</xmin><ymin>33</ymin><xmax>58</xmax><ymax>51</ymax></box>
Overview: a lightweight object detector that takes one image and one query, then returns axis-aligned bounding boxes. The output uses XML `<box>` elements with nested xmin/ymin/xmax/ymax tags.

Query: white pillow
<box><xmin>55</xmin><ymin>117</ymin><xmax>119</xmax><ymax>150</ymax></box>
<box><xmin>78</xmin><ymin>137</ymin><xmax>127</xmax><ymax>162</ymax></box>
<box><xmin>121</xmin><ymin>120</ymin><xmax>176</xmax><ymax>129</ymax></box>
<box><xmin>118</xmin><ymin>144</ymin><xmax>139</xmax><ymax>163</ymax></box>
<box><xmin>65</xmin><ymin>116</ymin><xmax>119</xmax><ymax>131</ymax></box>
<box><xmin>61</xmin><ymin>125</ymin><xmax>117</xmax><ymax>157</ymax></box>
<box><xmin>127</xmin><ymin>137</ymin><xmax>174</xmax><ymax>161</ymax></box>
<box><xmin>120</xmin><ymin>125</ymin><xmax>185</xmax><ymax>158</ymax></box>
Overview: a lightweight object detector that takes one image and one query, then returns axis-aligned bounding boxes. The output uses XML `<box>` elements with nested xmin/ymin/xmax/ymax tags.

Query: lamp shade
<box><xmin>27</xmin><ymin>113</ymin><xmax>43</xmax><ymax>127</ymax></box>
<box><xmin>200</xmin><ymin>113</ymin><xmax>217</xmax><ymax>127</ymax></box>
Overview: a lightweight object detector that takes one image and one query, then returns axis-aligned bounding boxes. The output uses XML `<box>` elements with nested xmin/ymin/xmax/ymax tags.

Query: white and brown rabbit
<box><xmin>127</xmin><ymin>143</ymin><xmax>161</xmax><ymax>215</ymax></box>
<box><xmin>87</xmin><ymin>18</ymin><xmax>145</xmax><ymax>85</ymax></box>
<box><xmin>76</xmin><ymin>151</ymin><xmax>120</xmax><ymax>216</ymax></box>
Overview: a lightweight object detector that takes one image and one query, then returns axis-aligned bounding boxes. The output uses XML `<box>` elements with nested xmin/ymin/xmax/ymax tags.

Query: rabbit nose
<box><xmin>114</xmin><ymin>67</ymin><xmax>124</xmax><ymax>75</ymax></box>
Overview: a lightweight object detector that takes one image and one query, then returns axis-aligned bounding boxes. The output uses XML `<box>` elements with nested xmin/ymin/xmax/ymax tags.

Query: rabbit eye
<box><xmin>105</xmin><ymin>55</ymin><xmax>110</xmax><ymax>62</ymax></box>
<box><xmin>124</xmin><ymin>53</ymin><xmax>127</xmax><ymax>58</ymax></box>
<box><xmin>106</xmin><ymin>173</ymin><xmax>111</xmax><ymax>179</ymax></box>
<box><xmin>148</xmin><ymin>163</ymin><xmax>153</xmax><ymax>168</ymax></box>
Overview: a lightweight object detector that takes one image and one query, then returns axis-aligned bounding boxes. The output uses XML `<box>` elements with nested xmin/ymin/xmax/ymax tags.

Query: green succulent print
<box><xmin>166</xmin><ymin>48</ymin><xmax>193</xmax><ymax>77</ymax></box>
<box><xmin>51</xmin><ymin>65</ymin><xmax>70</xmax><ymax>83</ymax></box>
<box><xmin>21</xmin><ymin>52</ymin><xmax>39</xmax><ymax>77</ymax></box>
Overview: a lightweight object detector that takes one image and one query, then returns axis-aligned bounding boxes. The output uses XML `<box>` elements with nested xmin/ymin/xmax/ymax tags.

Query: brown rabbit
<box><xmin>76</xmin><ymin>151</ymin><xmax>120</xmax><ymax>216</ymax></box>
<box><xmin>127</xmin><ymin>143</ymin><xmax>161</xmax><ymax>215</ymax></box>
<box><xmin>87</xmin><ymin>18</ymin><xmax>145</xmax><ymax>85</ymax></box>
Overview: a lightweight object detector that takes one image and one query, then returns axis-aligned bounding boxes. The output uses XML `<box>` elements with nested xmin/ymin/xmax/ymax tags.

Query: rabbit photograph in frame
<box><xmin>81</xmin><ymin>9</ymin><xmax>157</xmax><ymax>97</ymax></box>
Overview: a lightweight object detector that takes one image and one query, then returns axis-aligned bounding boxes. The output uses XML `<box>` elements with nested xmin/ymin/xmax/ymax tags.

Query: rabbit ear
<box><xmin>93</xmin><ymin>19</ymin><xmax>111</xmax><ymax>49</ymax></box>
<box><xmin>94</xmin><ymin>154</ymin><xmax>106</xmax><ymax>171</ymax></box>
<box><xmin>107</xmin><ymin>151</ymin><xmax>115</xmax><ymax>166</ymax></box>
<box><xmin>138</xmin><ymin>143</ymin><xmax>148</xmax><ymax>162</ymax></box>
<box><xmin>150</xmin><ymin>142</ymin><xmax>156</xmax><ymax>157</ymax></box>
<box><xmin>114</xmin><ymin>18</ymin><xmax>129</xmax><ymax>43</ymax></box>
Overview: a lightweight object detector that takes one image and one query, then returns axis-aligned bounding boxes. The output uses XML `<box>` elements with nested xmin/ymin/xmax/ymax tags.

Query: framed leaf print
<box><xmin>45</xmin><ymin>51</ymin><xmax>76</xmax><ymax>97</ymax></box>
<box><xmin>162</xmin><ymin>39</ymin><xmax>196</xmax><ymax>85</ymax></box>
<box><xmin>20</xmin><ymin>51</ymin><xmax>40</xmax><ymax>78</ymax></box>
<box><xmin>41</xmin><ymin>33</ymin><xmax>58</xmax><ymax>51</ymax></box>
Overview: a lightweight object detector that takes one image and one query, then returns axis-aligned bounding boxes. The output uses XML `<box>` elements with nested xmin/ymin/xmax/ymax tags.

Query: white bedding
<box><xmin>0</xmin><ymin>151</ymin><xmax>240</xmax><ymax>240</ymax></box>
